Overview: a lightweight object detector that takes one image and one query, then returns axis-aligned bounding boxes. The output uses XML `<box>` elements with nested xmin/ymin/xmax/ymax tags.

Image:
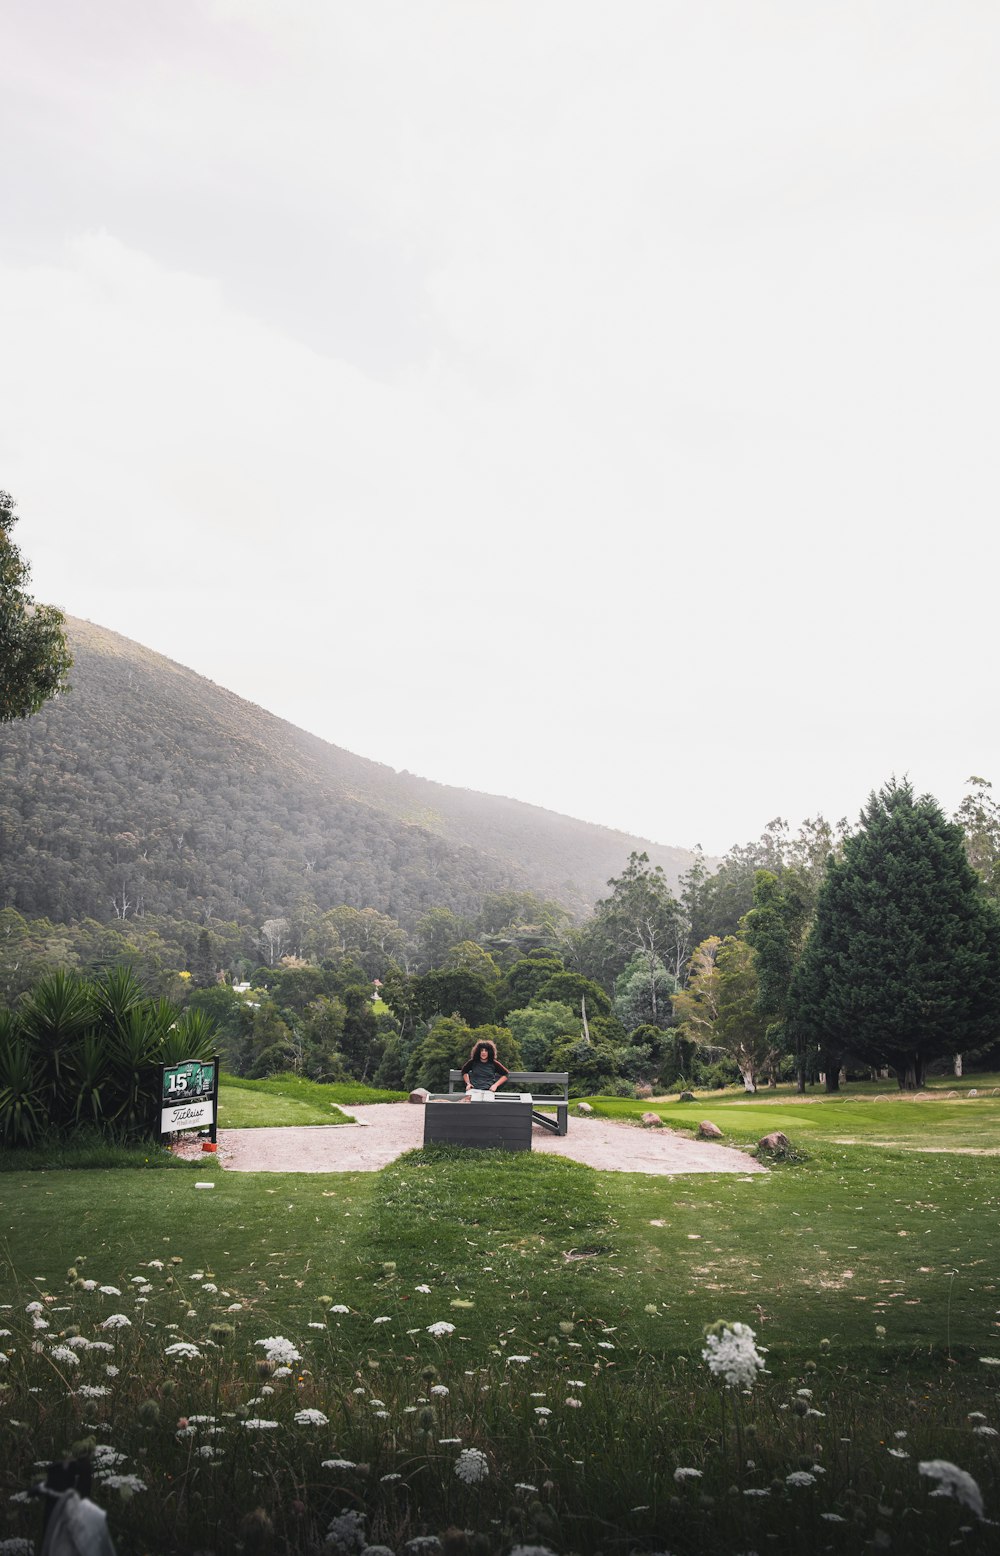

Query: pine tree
<box><xmin>789</xmin><ymin>780</ymin><xmax>1000</xmax><ymax>1090</ymax></box>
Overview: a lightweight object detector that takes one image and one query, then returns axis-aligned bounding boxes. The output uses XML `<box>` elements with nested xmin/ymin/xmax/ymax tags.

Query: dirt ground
<box><xmin>174</xmin><ymin>1103</ymin><xmax>768</xmax><ymax>1177</ymax></box>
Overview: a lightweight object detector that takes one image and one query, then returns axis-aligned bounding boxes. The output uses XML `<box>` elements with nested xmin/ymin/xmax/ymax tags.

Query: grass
<box><xmin>218</xmin><ymin>1072</ymin><xmax>406</xmax><ymax>1128</ymax></box>
<box><xmin>1</xmin><ymin>1087</ymin><xmax>999</xmax><ymax>1552</ymax></box>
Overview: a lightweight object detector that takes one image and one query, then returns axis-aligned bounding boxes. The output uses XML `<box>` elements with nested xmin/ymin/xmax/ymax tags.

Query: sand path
<box><xmin>182</xmin><ymin>1104</ymin><xmax>767</xmax><ymax>1177</ymax></box>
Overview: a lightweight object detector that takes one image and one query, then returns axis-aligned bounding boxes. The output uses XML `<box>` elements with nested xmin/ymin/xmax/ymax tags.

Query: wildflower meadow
<box><xmin>1</xmin><ymin>1085</ymin><xmax>999</xmax><ymax>1554</ymax></box>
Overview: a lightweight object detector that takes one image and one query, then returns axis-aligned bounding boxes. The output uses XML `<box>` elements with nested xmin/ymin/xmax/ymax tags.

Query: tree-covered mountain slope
<box><xmin>0</xmin><ymin>617</ymin><xmax>696</xmax><ymax>927</ymax></box>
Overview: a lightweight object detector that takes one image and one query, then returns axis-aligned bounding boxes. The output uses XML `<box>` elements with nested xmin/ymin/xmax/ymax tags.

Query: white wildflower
<box><xmin>321</xmin><ymin>1460</ymin><xmax>357</xmax><ymax>1470</ymax></box>
<box><xmin>255</xmin><ymin>1336</ymin><xmax>301</xmax><ymax>1364</ymax></box>
<box><xmin>147</xmin><ymin>1260</ymin><xmax>164</xmax><ymax>1270</ymax></box>
<box><xmin>567</xmin><ymin>1379</ymin><xmax>586</xmax><ymax>1388</ymax></box>
<box><xmin>93</xmin><ymin>1447</ymin><xmax>127</xmax><ymax>1470</ymax></box>
<box><xmin>79</xmin><ymin>1280</ymin><xmax>97</xmax><ymax>1291</ymax></box>
<box><xmin>427</xmin><ymin>1322</ymin><xmax>455</xmax><ymax>1338</ymax></box>
<box><xmin>49</xmin><ymin>1346</ymin><xmax>79</xmax><ymax>1366</ymax></box>
<box><xmin>77</xmin><ymin>1385</ymin><xmax>111</xmax><ymax>1399</ymax></box>
<box><xmin>308</xmin><ymin>1322</ymin><xmax>326</xmax><ymax>1329</ymax></box>
<box><xmin>786</xmin><ymin>1471</ymin><xmax>817</xmax><ymax>1487</ymax></box>
<box><xmin>514</xmin><ymin>1483</ymin><xmax>538</xmax><ymax>1494</ymax></box>
<box><xmin>979</xmin><ymin>1357</ymin><xmax>1000</xmax><ymax>1366</ymax></box>
<box><xmin>294</xmin><ymin>1409</ymin><xmax>329</xmax><ymax>1426</ymax></box>
<box><xmin>227</xmin><ymin>1303</ymin><xmax>242</xmax><ymax>1312</ymax></box>
<box><xmin>331</xmin><ymin>1304</ymin><xmax>350</xmax><ymax>1314</ymax></box>
<box><xmin>565</xmin><ymin>1397</ymin><xmax>583</xmax><ymax>1407</ymax></box>
<box><xmin>100</xmin><ymin>1314</ymin><xmax>131</xmax><ymax>1330</ymax></box>
<box><xmin>98</xmin><ymin>1286</ymin><xmax>122</xmax><ymax>1297</ymax></box>
<box><xmin>25</xmin><ymin>1302</ymin><xmax>43</xmax><ymax>1313</ymax></box>
<box><xmin>380</xmin><ymin>1473</ymin><xmax>402</xmax><ymax>1483</ymax></box>
<box><xmin>702</xmin><ymin>1321</ymin><xmax>766</xmax><ymax>1389</ymax></box>
<box><xmin>534</xmin><ymin>1407</ymin><xmax>552</xmax><ymax>1416</ymax></box>
<box><xmin>101</xmin><ymin>1475</ymin><xmax>147</xmax><ymax>1495</ymax></box>
<box><xmin>919</xmin><ymin>1460</ymin><xmax>984</xmax><ymax>1517</ymax></box>
<box><xmin>201</xmin><ymin>1283</ymin><xmax>218</xmax><ymax>1293</ymax></box>
<box><xmin>430</xmin><ymin>1384</ymin><xmax>449</xmax><ymax>1396</ymax></box>
<box><xmin>324</xmin><ymin>1508</ymin><xmax>366</xmax><ymax>1553</ymax></box>
<box><xmin>888</xmin><ymin>1448</ymin><xmax>909</xmax><ymax>1459</ymax></box>
<box><xmin>454</xmin><ymin>1447</ymin><xmax>488</xmax><ymax>1484</ymax></box>
<box><xmin>273</xmin><ymin>1366</ymin><xmax>292</xmax><ymax>1377</ymax></box>
<box><xmin>506</xmin><ymin>1355</ymin><xmax>532</xmax><ymax>1364</ymax></box>
<box><xmin>974</xmin><ymin>1426</ymin><xmax>999</xmax><ymax>1438</ymax></box>
<box><xmin>373</xmin><ymin>1316</ymin><xmax>392</xmax><ymax>1324</ymax></box>
<box><xmin>164</xmin><ymin>1342</ymin><xmax>201</xmax><ymax>1360</ymax></box>
<box><xmin>105</xmin><ymin>1365</ymin><xmax>119</xmax><ymax>1377</ymax></box>
<box><xmin>674</xmin><ymin>1467</ymin><xmax>702</xmax><ymax>1483</ymax></box>
<box><xmin>509</xmin><ymin>1546</ymin><xmax>557</xmax><ymax>1556</ymax></box>
<box><xmin>821</xmin><ymin>1514</ymin><xmax>847</xmax><ymax>1523</ymax></box>
<box><xmin>89</xmin><ymin>1341</ymin><xmax>114</xmax><ymax>1352</ymax></box>
<box><xmin>243</xmin><ymin>1419</ymin><xmax>281</xmax><ymax>1430</ymax></box>
<box><xmin>597</xmin><ymin>1341</ymin><xmax>615</xmax><ymax>1349</ymax></box>
<box><xmin>415</xmin><ymin>1284</ymin><xmax>431</xmax><ymax>1293</ymax></box>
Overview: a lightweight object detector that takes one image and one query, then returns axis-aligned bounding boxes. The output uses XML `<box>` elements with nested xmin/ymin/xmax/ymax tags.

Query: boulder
<box><xmin>678</xmin><ymin>1090</ymin><xmax>696</xmax><ymax>1102</ymax></box>
<box><xmin>641</xmin><ymin>1111</ymin><xmax>663</xmax><ymax>1128</ymax></box>
<box><xmin>758</xmin><ymin>1130</ymin><xmax>791</xmax><ymax>1153</ymax></box>
<box><xmin>697</xmin><ymin>1119</ymin><xmax>723</xmax><ymax>1139</ymax></box>
<box><xmin>408</xmin><ymin>1087</ymin><xmax>431</xmax><ymax>1104</ymax></box>
<box><xmin>576</xmin><ymin>1101</ymin><xmax>593</xmax><ymax>1115</ymax></box>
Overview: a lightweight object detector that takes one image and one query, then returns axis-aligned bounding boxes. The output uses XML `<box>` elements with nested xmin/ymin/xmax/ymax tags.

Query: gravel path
<box><xmin>183</xmin><ymin>1104</ymin><xmax>767</xmax><ymax>1176</ymax></box>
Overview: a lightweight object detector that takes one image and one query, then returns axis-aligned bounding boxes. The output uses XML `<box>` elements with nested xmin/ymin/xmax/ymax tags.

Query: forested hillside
<box><xmin>0</xmin><ymin>618</ymin><xmax>696</xmax><ymax>929</ymax></box>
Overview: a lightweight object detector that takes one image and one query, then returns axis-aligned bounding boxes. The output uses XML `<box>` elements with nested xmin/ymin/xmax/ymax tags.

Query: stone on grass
<box><xmin>678</xmin><ymin>1090</ymin><xmax>696</xmax><ymax>1102</ymax></box>
<box><xmin>576</xmin><ymin>1102</ymin><xmax>593</xmax><ymax>1115</ymax></box>
<box><xmin>641</xmin><ymin>1112</ymin><xmax>663</xmax><ymax>1128</ymax></box>
<box><xmin>758</xmin><ymin>1131</ymin><xmax>791</xmax><ymax>1154</ymax></box>
<box><xmin>408</xmin><ymin>1088</ymin><xmax>431</xmax><ymax>1105</ymax></box>
<box><xmin>697</xmin><ymin>1119</ymin><xmax>723</xmax><ymax>1139</ymax></box>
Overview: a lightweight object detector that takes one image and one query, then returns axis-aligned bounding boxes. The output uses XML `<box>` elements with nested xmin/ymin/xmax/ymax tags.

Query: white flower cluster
<box><xmin>100</xmin><ymin>1314</ymin><xmax>131</xmax><ymax>1331</ymax></box>
<box><xmin>427</xmin><ymin>1321</ymin><xmax>455</xmax><ymax>1338</ymax></box>
<box><xmin>454</xmin><ymin>1447</ymin><xmax>489</xmax><ymax>1485</ymax></box>
<box><xmin>701</xmin><ymin>1321</ymin><xmax>766</xmax><ymax>1389</ymax></box>
<box><xmin>164</xmin><ymin>1342</ymin><xmax>201</xmax><ymax>1360</ymax></box>
<box><xmin>294</xmin><ymin>1409</ymin><xmax>329</xmax><ymax>1426</ymax></box>
<box><xmin>918</xmin><ymin>1459</ymin><xmax>984</xmax><ymax>1518</ymax></box>
<box><xmin>255</xmin><ymin>1335</ymin><xmax>301</xmax><ymax>1364</ymax></box>
<box><xmin>324</xmin><ymin>1508</ymin><xmax>367</xmax><ymax>1553</ymax></box>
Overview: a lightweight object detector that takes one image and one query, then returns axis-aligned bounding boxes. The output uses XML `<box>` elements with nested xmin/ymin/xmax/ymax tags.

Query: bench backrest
<box><xmin>448</xmin><ymin>1069</ymin><xmax>568</xmax><ymax>1097</ymax></box>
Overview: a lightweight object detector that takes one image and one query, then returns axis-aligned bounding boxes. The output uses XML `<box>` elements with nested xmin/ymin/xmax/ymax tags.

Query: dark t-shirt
<box><xmin>462</xmin><ymin>1056</ymin><xmax>509</xmax><ymax>1090</ymax></box>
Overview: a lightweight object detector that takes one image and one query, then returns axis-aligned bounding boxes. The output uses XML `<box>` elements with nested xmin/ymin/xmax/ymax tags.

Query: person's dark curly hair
<box><xmin>468</xmin><ymin>1037</ymin><xmax>498</xmax><ymax>1064</ymax></box>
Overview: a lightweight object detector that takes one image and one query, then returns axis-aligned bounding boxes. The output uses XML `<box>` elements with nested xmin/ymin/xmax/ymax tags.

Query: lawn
<box><xmin>1</xmin><ymin>1086</ymin><xmax>998</xmax><ymax>1553</ymax></box>
<box><xmin>217</xmin><ymin>1072</ymin><xmax>407</xmax><ymax>1128</ymax></box>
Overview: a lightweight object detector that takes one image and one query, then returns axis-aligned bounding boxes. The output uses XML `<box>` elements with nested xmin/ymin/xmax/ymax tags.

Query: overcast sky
<box><xmin>2</xmin><ymin>1</ymin><xmax>998</xmax><ymax>857</ymax></box>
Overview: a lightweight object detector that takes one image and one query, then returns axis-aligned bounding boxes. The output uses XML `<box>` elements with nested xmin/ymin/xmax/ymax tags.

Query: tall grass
<box><xmin>1</xmin><ymin>1147</ymin><xmax>998</xmax><ymax>1553</ymax></box>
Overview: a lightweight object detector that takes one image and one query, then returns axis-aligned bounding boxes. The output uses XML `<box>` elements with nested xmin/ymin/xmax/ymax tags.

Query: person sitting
<box><xmin>461</xmin><ymin>1039</ymin><xmax>509</xmax><ymax>1096</ymax></box>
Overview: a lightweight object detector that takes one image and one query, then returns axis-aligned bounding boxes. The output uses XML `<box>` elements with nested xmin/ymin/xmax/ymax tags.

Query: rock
<box><xmin>408</xmin><ymin>1088</ymin><xmax>431</xmax><ymax>1104</ymax></box>
<box><xmin>641</xmin><ymin>1111</ymin><xmax>663</xmax><ymax>1128</ymax></box>
<box><xmin>697</xmin><ymin>1119</ymin><xmax>723</xmax><ymax>1139</ymax></box>
<box><xmin>758</xmin><ymin>1130</ymin><xmax>791</xmax><ymax>1153</ymax></box>
<box><xmin>678</xmin><ymin>1090</ymin><xmax>696</xmax><ymax>1102</ymax></box>
<box><xmin>576</xmin><ymin>1101</ymin><xmax>593</xmax><ymax>1115</ymax></box>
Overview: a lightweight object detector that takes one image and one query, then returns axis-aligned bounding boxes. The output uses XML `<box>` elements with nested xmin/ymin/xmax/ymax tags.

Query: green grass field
<box><xmin>1</xmin><ymin>1080</ymin><xmax>998</xmax><ymax>1554</ymax></box>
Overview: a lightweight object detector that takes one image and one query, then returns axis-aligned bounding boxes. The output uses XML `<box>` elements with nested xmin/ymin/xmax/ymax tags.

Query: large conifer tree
<box><xmin>789</xmin><ymin>780</ymin><xmax>1000</xmax><ymax>1090</ymax></box>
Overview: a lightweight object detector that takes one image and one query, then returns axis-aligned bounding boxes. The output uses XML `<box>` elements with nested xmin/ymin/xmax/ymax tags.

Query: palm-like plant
<box><xmin>17</xmin><ymin>970</ymin><xmax>93</xmax><ymax>1127</ymax></box>
<box><xmin>0</xmin><ymin>1009</ymin><xmax>46</xmax><ymax>1145</ymax></box>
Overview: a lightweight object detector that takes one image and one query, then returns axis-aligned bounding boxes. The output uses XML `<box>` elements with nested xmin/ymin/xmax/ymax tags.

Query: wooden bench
<box><xmin>447</xmin><ymin>1070</ymin><xmax>569</xmax><ymax>1136</ymax></box>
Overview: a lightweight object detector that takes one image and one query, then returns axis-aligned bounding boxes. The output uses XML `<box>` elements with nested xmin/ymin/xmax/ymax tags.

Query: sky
<box><xmin>2</xmin><ymin>1</ymin><xmax>999</xmax><ymax>858</ymax></box>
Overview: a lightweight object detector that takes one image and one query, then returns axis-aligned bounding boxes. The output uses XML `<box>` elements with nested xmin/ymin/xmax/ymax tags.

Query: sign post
<box><xmin>160</xmin><ymin>1055</ymin><xmax>219</xmax><ymax>1144</ymax></box>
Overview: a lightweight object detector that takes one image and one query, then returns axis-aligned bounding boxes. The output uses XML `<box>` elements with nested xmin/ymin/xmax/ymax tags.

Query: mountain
<box><xmin>0</xmin><ymin>617</ymin><xmax>698</xmax><ymax>929</ymax></box>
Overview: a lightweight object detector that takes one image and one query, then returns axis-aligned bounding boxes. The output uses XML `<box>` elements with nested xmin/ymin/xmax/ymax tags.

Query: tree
<box><xmin>672</xmin><ymin>936</ymin><xmax>775</xmax><ymax>1092</ymax></box>
<box><xmin>583</xmin><ymin>852</ymin><xmax>688</xmax><ymax>1001</ymax></box>
<box><xmin>0</xmin><ymin>490</ymin><xmax>72</xmax><ymax>723</ymax></box>
<box><xmin>789</xmin><ymin>780</ymin><xmax>1000</xmax><ymax>1090</ymax></box>
<box><xmin>414</xmin><ymin>968</ymin><xmax>495</xmax><ymax>1027</ymax></box>
<box><xmin>741</xmin><ymin>869</ymin><xmax>812</xmax><ymax>1089</ymax></box>
<box><xmin>504</xmin><ymin>1000</ymin><xmax>579</xmax><ymax>1069</ymax></box>
<box><xmin>955</xmin><ymin>776</ymin><xmax>1000</xmax><ymax>901</ymax></box>
<box><xmin>613</xmin><ymin>953</ymin><xmax>677</xmax><ymax>1034</ymax></box>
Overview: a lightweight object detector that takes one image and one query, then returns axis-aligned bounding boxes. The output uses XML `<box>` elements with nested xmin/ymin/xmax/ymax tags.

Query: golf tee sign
<box><xmin>160</xmin><ymin>1057</ymin><xmax>219</xmax><ymax>1142</ymax></box>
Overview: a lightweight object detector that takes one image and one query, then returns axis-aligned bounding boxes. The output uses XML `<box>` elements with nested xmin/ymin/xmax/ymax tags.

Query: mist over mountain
<box><xmin>0</xmin><ymin>618</ymin><xmax>698</xmax><ymax>929</ymax></box>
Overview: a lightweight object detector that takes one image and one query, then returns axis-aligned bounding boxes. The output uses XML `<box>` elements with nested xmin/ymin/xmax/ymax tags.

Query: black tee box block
<box><xmin>423</xmin><ymin>1098</ymin><xmax>533</xmax><ymax>1152</ymax></box>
